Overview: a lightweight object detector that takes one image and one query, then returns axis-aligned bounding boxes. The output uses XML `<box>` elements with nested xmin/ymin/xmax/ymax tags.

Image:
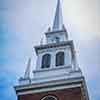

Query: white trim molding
<box><xmin>15</xmin><ymin>77</ymin><xmax>83</xmax><ymax>96</ymax></box>
<box><xmin>41</xmin><ymin>95</ymin><xmax>57</xmax><ymax>100</ymax></box>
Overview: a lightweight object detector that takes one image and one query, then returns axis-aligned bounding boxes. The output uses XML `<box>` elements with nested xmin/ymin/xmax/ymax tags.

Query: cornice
<box><xmin>33</xmin><ymin>65</ymin><xmax>71</xmax><ymax>73</ymax></box>
<box><xmin>14</xmin><ymin>77</ymin><xmax>84</xmax><ymax>92</ymax></box>
<box><xmin>45</xmin><ymin>30</ymin><xmax>66</xmax><ymax>35</ymax></box>
<box><xmin>34</xmin><ymin>40</ymin><xmax>74</xmax><ymax>54</ymax></box>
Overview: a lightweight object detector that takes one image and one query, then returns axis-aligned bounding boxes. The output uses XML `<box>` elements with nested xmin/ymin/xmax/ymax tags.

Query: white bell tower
<box><xmin>32</xmin><ymin>0</ymin><xmax>82</xmax><ymax>83</ymax></box>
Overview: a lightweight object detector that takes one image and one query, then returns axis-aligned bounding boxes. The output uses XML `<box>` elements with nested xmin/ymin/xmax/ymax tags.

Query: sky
<box><xmin>0</xmin><ymin>0</ymin><xmax>100</xmax><ymax>100</ymax></box>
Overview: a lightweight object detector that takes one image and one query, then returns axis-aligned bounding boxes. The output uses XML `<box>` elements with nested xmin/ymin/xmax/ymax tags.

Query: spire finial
<box><xmin>18</xmin><ymin>57</ymin><xmax>31</xmax><ymax>85</ymax></box>
<box><xmin>24</xmin><ymin>57</ymin><xmax>31</xmax><ymax>79</ymax></box>
<box><xmin>52</xmin><ymin>0</ymin><xmax>63</xmax><ymax>31</ymax></box>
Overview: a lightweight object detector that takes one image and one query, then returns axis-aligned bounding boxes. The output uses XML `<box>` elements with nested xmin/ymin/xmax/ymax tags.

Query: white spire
<box><xmin>52</xmin><ymin>0</ymin><xmax>63</xmax><ymax>31</ymax></box>
<box><xmin>24</xmin><ymin>58</ymin><xmax>31</xmax><ymax>79</ymax></box>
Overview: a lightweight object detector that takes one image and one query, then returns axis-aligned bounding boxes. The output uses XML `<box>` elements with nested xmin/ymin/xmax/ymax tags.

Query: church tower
<box><xmin>14</xmin><ymin>0</ymin><xmax>89</xmax><ymax>100</ymax></box>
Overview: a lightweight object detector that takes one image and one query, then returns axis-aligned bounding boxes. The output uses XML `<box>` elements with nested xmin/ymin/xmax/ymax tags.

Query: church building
<box><xmin>14</xmin><ymin>0</ymin><xmax>89</xmax><ymax>100</ymax></box>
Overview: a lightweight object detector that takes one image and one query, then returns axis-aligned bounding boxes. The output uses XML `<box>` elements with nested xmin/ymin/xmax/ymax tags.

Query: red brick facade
<box><xmin>18</xmin><ymin>87</ymin><xmax>83</xmax><ymax>100</ymax></box>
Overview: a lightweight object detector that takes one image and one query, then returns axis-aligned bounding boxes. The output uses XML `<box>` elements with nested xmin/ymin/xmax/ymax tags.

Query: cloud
<box><xmin>63</xmin><ymin>0</ymin><xmax>100</xmax><ymax>40</ymax></box>
<box><xmin>0</xmin><ymin>70</ymin><xmax>17</xmax><ymax>100</ymax></box>
<box><xmin>0</xmin><ymin>0</ymin><xmax>100</xmax><ymax>100</ymax></box>
<box><xmin>77</xmin><ymin>37</ymin><xmax>100</xmax><ymax>79</ymax></box>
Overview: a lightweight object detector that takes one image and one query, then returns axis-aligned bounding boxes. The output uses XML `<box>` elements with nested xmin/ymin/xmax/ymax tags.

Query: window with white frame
<box><xmin>56</xmin><ymin>52</ymin><xmax>64</xmax><ymax>66</ymax></box>
<box><xmin>41</xmin><ymin>54</ymin><xmax>51</xmax><ymax>68</ymax></box>
<box><xmin>41</xmin><ymin>95</ymin><xmax>57</xmax><ymax>100</ymax></box>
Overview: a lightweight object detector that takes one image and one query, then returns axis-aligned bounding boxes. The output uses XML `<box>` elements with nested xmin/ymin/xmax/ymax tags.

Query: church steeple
<box><xmin>15</xmin><ymin>1</ymin><xmax>89</xmax><ymax>100</ymax></box>
<box><xmin>52</xmin><ymin>0</ymin><xmax>63</xmax><ymax>31</ymax></box>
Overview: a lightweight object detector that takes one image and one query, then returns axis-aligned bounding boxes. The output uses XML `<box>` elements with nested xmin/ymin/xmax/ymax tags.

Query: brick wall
<box><xmin>18</xmin><ymin>87</ymin><xmax>83</xmax><ymax>100</ymax></box>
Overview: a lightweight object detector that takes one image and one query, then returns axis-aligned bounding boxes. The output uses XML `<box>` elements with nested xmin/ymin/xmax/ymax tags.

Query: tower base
<box><xmin>15</xmin><ymin>77</ymin><xmax>89</xmax><ymax>100</ymax></box>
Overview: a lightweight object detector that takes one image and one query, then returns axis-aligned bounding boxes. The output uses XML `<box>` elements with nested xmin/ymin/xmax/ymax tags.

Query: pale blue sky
<box><xmin>0</xmin><ymin>0</ymin><xmax>100</xmax><ymax>100</ymax></box>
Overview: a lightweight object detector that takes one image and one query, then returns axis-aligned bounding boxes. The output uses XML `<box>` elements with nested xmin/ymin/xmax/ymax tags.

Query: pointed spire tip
<box><xmin>52</xmin><ymin>0</ymin><xmax>63</xmax><ymax>31</ymax></box>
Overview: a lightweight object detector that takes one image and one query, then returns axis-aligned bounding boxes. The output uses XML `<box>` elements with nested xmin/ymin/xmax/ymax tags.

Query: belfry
<box><xmin>14</xmin><ymin>0</ymin><xmax>89</xmax><ymax>100</ymax></box>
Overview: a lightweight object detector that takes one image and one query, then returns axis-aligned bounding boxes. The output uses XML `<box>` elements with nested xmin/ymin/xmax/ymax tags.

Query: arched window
<box><xmin>41</xmin><ymin>96</ymin><xmax>57</xmax><ymax>100</ymax></box>
<box><xmin>56</xmin><ymin>52</ymin><xmax>64</xmax><ymax>66</ymax></box>
<box><xmin>41</xmin><ymin>54</ymin><xmax>51</xmax><ymax>68</ymax></box>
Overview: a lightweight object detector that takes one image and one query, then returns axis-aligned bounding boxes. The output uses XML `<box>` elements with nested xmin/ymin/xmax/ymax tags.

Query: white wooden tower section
<box><xmin>18</xmin><ymin>0</ymin><xmax>82</xmax><ymax>85</ymax></box>
<box><xmin>32</xmin><ymin>0</ymin><xmax>82</xmax><ymax>83</ymax></box>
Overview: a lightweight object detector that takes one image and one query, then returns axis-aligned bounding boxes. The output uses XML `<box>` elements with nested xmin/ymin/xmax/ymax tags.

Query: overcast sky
<box><xmin>0</xmin><ymin>0</ymin><xmax>100</xmax><ymax>100</ymax></box>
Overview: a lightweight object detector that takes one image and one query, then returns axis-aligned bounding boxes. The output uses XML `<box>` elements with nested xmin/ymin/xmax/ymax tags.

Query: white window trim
<box><xmin>41</xmin><ymin>95</ymin><xmax>57</xmax><ymax>100</ymax></box>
